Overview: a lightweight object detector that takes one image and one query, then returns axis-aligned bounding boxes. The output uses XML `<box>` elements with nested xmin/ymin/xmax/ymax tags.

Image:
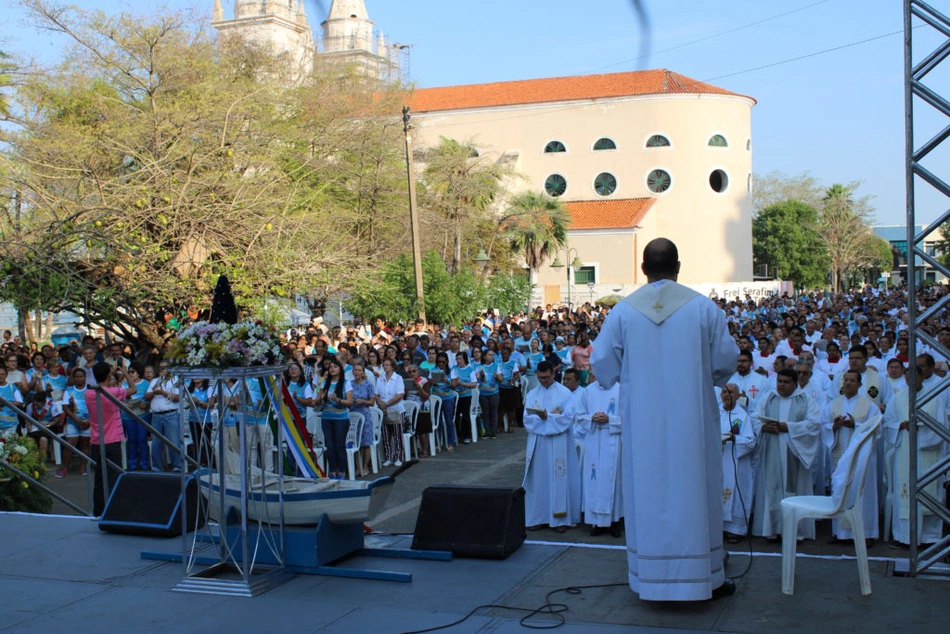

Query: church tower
<box><xmin>319</xmin><ymin>0</ymin><xmax>400</xmax><ymax>81</ymax></box>
<box><xmin>212</xmin><ymin>0</ymin><xmax>316</xmax><ymax>79</ymax></box>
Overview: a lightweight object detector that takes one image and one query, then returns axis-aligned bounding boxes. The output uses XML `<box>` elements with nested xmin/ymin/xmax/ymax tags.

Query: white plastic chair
<box><xmin>368</xmin><ymin>406</ymin><xmax>383</xmax><ymax>474</ymax></box>
<box><xmin>468</xmin><ymin>388</ymin><xmax>480</xmax><ymax>443</ymax></box>
<box><xmin>306</xmin><ymin>408</ymin><xmax>327</xmax><ymax>474</ymax></box>
<box><xmin>345</xmin><ymin>412</ymin><xmax>364</xmax><ymax>480</ymax></box>
<box><xmin>402</xmin><ymin>400</ymin><xmax>420</xmax><ymax>463</ymax></box>
<box><xmin>428</xmin><ymin>396</ymin><xmax>442</xmax><ymax>457</ymax></box>
<box><xmin>781</xmin><ymin>414</ymin><xmax>882</xmax><ymax>596</ymax></box>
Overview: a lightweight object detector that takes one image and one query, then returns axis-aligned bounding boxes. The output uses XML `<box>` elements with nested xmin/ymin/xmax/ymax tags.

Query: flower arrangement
<box><xmin>166</xmin><ymin>320</ymin><xmax>285</xmax><ymax>368</ymax></box>
<box><xmin>0</xmin><ymin>435</ymin><xmax>52</xmax><ymax>513</ymax></box>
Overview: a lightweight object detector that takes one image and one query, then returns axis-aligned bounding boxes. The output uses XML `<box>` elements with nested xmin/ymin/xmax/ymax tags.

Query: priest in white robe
<box><xmin>883</xmin><ymin>370</ymin><xmax>948</xmax><ymax>545</ymax></box>
<box><xmin>592</xmin><ymin>238</ymin><xmax>738</xmax><ymax>602</ymax></box>
<box><xmin>752</xmin><ymin>368</ymin><xmax>822</xmax><ymax>540</ymax></box>
<box><xmin>822</xmin><ymin>369</ymin><xmax>879</xmax><ymax>541</ymax></box>
<box><xmin>576</xmin><ymin>371</ymin><xmax>623</xmax><ymax>536</ymax></box>
<box><xmin>720</xmin><ymin>384</ymin><xmax>756</xmax><ymax>540</ymax></box>
<box><xmin>730</xmin><ymin>350</ymin><xmax>771</xmax><ymax>413</ymax></box>
<box><xmin>523</xmin><ymin>361</ymin><xmax>581</xmax><ymax>532</ymax></box>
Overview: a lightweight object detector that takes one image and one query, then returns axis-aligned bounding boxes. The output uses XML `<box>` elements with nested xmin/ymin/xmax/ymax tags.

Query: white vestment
<box><xmin>752</xmin><ymin>388</ymin><xmax>822</xmax><ymax>539</ymax></box>
<box><xmin>577</xmin><ymin>381</ymin><xmax>623</xmax><ymax>527</ymax></box>
<box><xmin>591</xmin><ymin>279</ymin><xmax>737</xmax><ymax>601</ymax></box>
<box><xmin>721</xmin><ymin>403</ymin><xmax>756</xmax><ymax>535</ymax></box>
<box><xmin>822</xmin><ymin>394</ymin><xmax>879</xmax><ymax>539</ymax></box>
<box><xmin>719</xmin><ymin>404</ymin><xmax>756</xmax><ymax>535</ymax></box>
<box><xmin>729</xmin><ymin>370</ymin><xmax>770</xmax><ymax>413</ymax></box>
<box><xmin>523</xmin><ymin>382</ymin><xmax>581</xmax><ymax>528</ymax></box>
<box><xmin>883</xmin><ymin>390</ymin><xmax>948</xmax><ymax>545</ymax></box>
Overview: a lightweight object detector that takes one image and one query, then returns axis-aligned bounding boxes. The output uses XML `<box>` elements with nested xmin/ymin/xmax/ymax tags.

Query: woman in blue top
<box><xmin>478</xmin><ymin>349</ymin><xmax>500</xmax><ymax>438</ymax></box>
<box><xmin>122</xmin><ymin>363</ymin><xmax>151</xmax><ymax>470</ymax></box>
<box><xmin>454</xmin><ymin>351</ymin><xmax>478</xmax><ymax>444</ymax></box>
<box><xmin>429</xmin><ymin>352</ymin><xmax>459</xmax><ymax>450</ymax></box>
<box><xmin>350</xmin><ymin>362</ymin><xmax>376</xmax><ymax>476</ymax></box>
<box><xmin>524</xmin><ymin>338</ymin><xmax>545</xmax><ymax>394</ymax></box>
<box><xmin>315</xmin><ymin>355</ymin><xmax>353</xmax><ymax>479</ymax></box>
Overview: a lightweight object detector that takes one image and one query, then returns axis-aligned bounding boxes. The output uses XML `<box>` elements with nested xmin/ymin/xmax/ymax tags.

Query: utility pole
<box><xmin>402</xmin><ymin>106</ymin><xmax>426</xmax><ymax>322</ymax></box>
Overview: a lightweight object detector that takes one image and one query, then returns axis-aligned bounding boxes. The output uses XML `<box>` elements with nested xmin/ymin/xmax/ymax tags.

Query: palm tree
<box><xmin>502</xmin><ymin>191</ymin><xmax>570</xmax><ymax>283</ymax></box>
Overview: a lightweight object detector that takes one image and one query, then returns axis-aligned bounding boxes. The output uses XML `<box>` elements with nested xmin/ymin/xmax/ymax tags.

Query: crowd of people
<box><xmin>2</xmin><ymin>281</ymin><xmax>949</xmax><ymax>551</ymax></box>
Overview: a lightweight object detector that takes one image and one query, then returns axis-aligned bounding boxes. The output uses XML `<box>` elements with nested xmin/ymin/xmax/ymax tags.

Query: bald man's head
<box><xmin>641</xmin><ymin>238</ymin><xmax>680</xmax><ymax>281</ymax></box>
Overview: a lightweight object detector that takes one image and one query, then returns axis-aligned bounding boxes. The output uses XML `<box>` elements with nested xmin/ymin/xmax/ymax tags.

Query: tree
<box><xmin>0</xmin><ymin>50</ymin><xmax>13</xmax><ymax>120</ymax></box>
<box><xmin>752</xmin><ymin>200</ymin><xmax>828</xmax><ymax>288</ymax></box>
<box><xmin>0</xmin><ymin>1</ymin><xmax>408</xmax><ymax>349</ymax></box>
<box><xmin>418</xmin><ymin>137</ymin><xmax>506</xmax><ymax>273</ymax></box>
<box><xmin>344</xmin><ymin>250</ymin><xmax>532</xmax><ymax>325</ymax></box>
<box><xmin>501</xmin><ymin>191</ymin><xmax>570</xmax><ymax>282</ymax></box>
<box><xmin>751</xmin><ymin>171</ymin><xmax>824</xmax><ymax>217</ymax></box>
<box><xmin>820</xmin><ymin>184</ymin><xmax>879</xmax><ymax>292</ymax></box>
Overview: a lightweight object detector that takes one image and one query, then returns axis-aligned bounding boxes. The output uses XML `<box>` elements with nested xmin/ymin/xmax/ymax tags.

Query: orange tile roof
<box><xmin>409</xmin><ymin>69</ymin><xmax>754</xmax><ymax>113</ymax></box>
<box><xmin>566</xmin><ymin>198</ymin><xmax>655</xmax><ymax>231</ymax></box>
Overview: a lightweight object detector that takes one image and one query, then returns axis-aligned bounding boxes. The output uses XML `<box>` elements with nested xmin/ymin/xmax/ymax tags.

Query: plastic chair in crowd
<box><xmin>468</xmin><ymin>387</ymin><xmax>480</xmax><ymax>443</ymax></box>
<box><xmin>368</xmin><ymin>406</ymin><xmax>383</xmax><ymax>474</ymax></box>
<box><xmin>345</xmin><ymin>412</ymin><xmax>364</xmax><ymax>480</ymax></box>
<box><xmin>428</xmin><ymin>396</ymin><xmax>442</xmax><ymax>457</ymax></box>
<box><xmin>402</xmin><ymin>399</ymin><xmax>420</xmax><ymax>463</ymax></box>
<box><xmin>780</xmin><ymin>414</ymin><xmax>882</xmax><ymax>596</ymax></box>
<box><xmin>306</xmin><ymin>409</ymin><xmax>327</xmax><ymax>474</ymax></box>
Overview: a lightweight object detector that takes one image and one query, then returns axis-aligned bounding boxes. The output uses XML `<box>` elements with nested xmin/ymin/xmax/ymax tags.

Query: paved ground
<box><xmin>2</xmin><ymin>426</ymin><xmax>945</xmax><ymax>632</ymax></box>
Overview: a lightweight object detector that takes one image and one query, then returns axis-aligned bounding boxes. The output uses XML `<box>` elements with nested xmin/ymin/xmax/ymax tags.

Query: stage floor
<box><xmin>0</xmin><ymin>512</ymin><xmax>946</xmax><ymax>634</ymax></box>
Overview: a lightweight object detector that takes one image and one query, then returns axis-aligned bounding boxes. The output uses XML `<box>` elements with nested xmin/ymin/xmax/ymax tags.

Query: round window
<box><xmin>647</xmin><ymin>169</ymin><xmax>672</xmax><ymax>193</ymax></box>
<box><xmin>544</xmin><ymin>174</ymin><xmax>567</xmax><ymax>197</ymax></box>
<box><xmin>709</xmin><ymin>169</ymin><xmax>729</xmax><ymax>193</ymax></box>
<box><xmin>594</xmin><ymin>172</ymin><xmax>617</xmax><ymax>196</ymax></box>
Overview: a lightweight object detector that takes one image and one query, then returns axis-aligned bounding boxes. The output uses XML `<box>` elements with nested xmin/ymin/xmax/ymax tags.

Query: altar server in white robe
<box><xmin>592</xmin><ymin>238</ymin><xmax>738</xmax><ymax>602</ymax></box>
<box><xmin>883</xmin><ymin>369</ymin><xmax>948</xmax><ymax>545</ymax></box>
<box><xmin>720</xmin><ymin>384</ymin><xmax>756</xmax><ymax>541</ymax></box>
<box><xmin>576</xmin><ymin>370</ymin><xmax>623</xmax><ymax>536</ymax></box>
<box><xmin>522</xmin><ymin>361</ymin><xmax>581</xmax><ymax>532</ymax></box>
<box><xmin>752</xmin><ymin>368</ymin><xmax>822</xmax><ymax>540</ymax></box>
<box><xmin>822</xmin><ymin>370</ymin><xmax>879</xmax><ymax>541</ymax></box>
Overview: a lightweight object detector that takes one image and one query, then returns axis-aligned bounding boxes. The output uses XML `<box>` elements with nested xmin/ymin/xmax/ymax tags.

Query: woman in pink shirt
<box><xmin>85</xmin><ymin>361</ymin><xmax>130</xmax><ymax>516</ymax></box>
<box><xmin>571</xmin><ymin>330</ymin><xmax>594</xmax><ymax>386</ymax></box>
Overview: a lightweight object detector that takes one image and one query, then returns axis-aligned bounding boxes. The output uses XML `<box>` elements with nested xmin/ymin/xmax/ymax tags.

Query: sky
<box><xmin>0</xmin><ymin>0</ymin><xmax>945</xmax><ymax>228</ymax></box>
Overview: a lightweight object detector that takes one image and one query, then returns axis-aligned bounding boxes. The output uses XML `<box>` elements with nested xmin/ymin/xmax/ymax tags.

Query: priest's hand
<box><xmin>899</xmin><ymin>420</ymin><xmax>910</xmax><ymax>431</ymax></box>
<box><xmin>592</xmin><ymin>412</ymin><xmax>609</xmax><ymax>424</ymax></box>
<box><xmin>761</xmin><ymin>422</ymin><xmax>778</xmax><ymax>434</ymax></box>
<box><xmin>776</xmin><ymin>422</ymin><xmax>788</xmax><ymax>433</ymax></box>
<box><xmin>842</xmin><ymin>414</ymin><xmax>854</xmax><ymax>429</ymax></box>
<box><xmin>538</xmin><ymin>409</ymin><xmax>548</xmax><ymax>420</ymax></box>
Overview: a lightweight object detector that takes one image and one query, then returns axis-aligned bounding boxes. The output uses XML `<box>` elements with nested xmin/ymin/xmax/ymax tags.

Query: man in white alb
<box><xmin>575</xmin><ymin>369</ymin><xmax>623</xmax><ymax>537</ymax></box>
<box><xmin>730</xmin><ymin>350</ymin><xmax>770</xmax><ymax>413</ymax></box>
<box><xmin>823</xmin><ymin>369</ymin><xmax>879</xmax><ymax>542</ymax></box>
<box><xmin>752</xmin><ymin>368</ymin><xmax>822</xmax><ymax>540</ymax></box>
<box><xmin>720</xmin><ymin>384</ymin><xmax>756</xmax><ymax>543</ymax></box>
<box><xmin>523</xmin><ymin>361</ymin><xmax>580</xmax><ymax>533</ymax></box>
<box><xmin>591</xmin><ymin>238</ymin><xmax>738</xmax><ymax>602</ymax></box>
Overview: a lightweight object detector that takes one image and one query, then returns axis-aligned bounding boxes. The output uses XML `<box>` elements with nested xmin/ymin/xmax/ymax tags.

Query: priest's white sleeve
<box><xmin>590</xmin><ymin>308</ymin><xmax>624</xmax><ymax>389</ymax></box>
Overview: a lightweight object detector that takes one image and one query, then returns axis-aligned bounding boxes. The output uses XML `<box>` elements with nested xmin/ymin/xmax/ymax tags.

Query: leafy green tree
<box><xmin>0</xmin><ymin>1</ymin><xmax>408</xmax><ymax>348</ymax></box>
<box><xmin>502</xmin><ymin>191</ymin><xmax>569</xmax><ymax>282</ymax></box>
<box><xmin>0</xmin><ymin>50</ymin><xmax>13</xmax><ymax>120</ymax></box>
<box><xmin>752</xmin><ymin>200</ymin><xmax>828</xmax><ymax>288</ymax></box>
<box><xmin>821</xmin><ymin>184</ymin><xmax>879</xmax><ymax>292</ymax></box>
<box><xmin>751</xmin><ymin>171</ymin><xmax>824</xmax><ymax>217</ymax></box>
<box><xmin>345</xmin><ymin>250</ymin><xmax>532</xmax><ymax>325</ymax></box>
<box><xmin>419</xmin><ymin>137</ymin><xmax>506</xmax><ymax>273</ymax></box>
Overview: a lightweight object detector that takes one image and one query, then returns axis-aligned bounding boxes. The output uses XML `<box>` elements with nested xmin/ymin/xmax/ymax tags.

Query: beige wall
<box><xmin>415</xmin><ymin>92</ymin><xmax>754</xmax><ymax>286</ymax></box>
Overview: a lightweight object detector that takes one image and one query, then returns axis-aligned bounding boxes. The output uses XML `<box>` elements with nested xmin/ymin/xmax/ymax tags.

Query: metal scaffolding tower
<box><xmin>904</xmin><ymin>0</ymin><xmax>950</xmax><ymax>577</ymax></box>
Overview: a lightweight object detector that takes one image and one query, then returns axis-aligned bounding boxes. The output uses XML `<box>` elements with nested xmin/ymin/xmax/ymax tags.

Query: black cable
<box><xmin>727</xmin><ymin>430</ymin><xmax>754</xmax><ymax>581</ymax></box>
<box><xmin>397</xmin><ymin>582</ymin><xmax>628</xmax><ymax>634</ymax></box>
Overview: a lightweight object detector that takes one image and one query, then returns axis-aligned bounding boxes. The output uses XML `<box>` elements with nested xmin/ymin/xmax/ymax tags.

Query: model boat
<box><xmin>196</xmin><ymin>468</ymin><xmax>395</xmax><ymax>526</ymax></box>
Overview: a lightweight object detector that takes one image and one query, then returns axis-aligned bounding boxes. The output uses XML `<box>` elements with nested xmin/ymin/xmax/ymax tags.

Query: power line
<box><xmin>703</xmin><ymin>27</ymin><xmax>905</xmax><ymax>82</ymax></box>
<box><xmin>586</xmin><ymin>0</ymin><xmax>835</xmax><ymax>74</ymax></box>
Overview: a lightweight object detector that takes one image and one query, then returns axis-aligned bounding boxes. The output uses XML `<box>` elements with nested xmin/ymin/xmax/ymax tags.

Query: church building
<box><xmin>212</xmin><ymin>1</ymin><xmax>756</xmax><ymax>299</ymax></box>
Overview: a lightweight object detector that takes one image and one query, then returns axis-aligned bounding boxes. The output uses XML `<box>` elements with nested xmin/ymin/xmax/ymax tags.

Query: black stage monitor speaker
<box><xmin>412</xmin><ymin>485</ymin><xmax>525</xmax><ymax>559</ymax></box>
<box><xmin>99</xmin><ymin>472</ymin><xmax>205</xmax><ymax>538</ymax></box>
